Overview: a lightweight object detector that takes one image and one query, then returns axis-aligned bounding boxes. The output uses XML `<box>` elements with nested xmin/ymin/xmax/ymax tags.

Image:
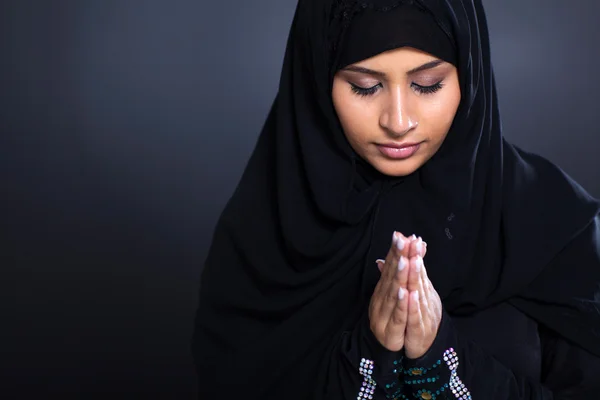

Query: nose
<box><xmin>379</xmin><ymin>87</ymin><xmax>418</xmax><ymax>137</ymax></box>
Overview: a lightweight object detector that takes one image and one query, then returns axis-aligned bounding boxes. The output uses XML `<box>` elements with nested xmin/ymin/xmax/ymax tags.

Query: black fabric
<box><xmin>192</xmin><ymin>0</ymin><xmax>600</xmax><ymax>398</ymax></box>
<box><xmin>337</xmin><ymin>2</ymin><xmax>457</xmax><ymax>69</ymax></box>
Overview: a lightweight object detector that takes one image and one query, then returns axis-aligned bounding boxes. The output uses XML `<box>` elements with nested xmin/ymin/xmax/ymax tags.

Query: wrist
<box><xmin>405</xmin><ymin>308</ymin><xmax>450</xmax><ymax>363</ymax></box>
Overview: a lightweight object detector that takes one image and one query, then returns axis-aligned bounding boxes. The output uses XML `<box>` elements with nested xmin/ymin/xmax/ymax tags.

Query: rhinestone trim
<box><xmin>443</xmin><ymin>348</ymin><xmax>472</xmax><ymax>400</ymax></box>
<box><xmin>357</xmin><ymin>358</ymin><xmax>376</xmax><ymax>400</ymax></box>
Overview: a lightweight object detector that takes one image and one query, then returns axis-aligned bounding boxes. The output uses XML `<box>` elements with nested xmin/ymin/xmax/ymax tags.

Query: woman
<box><xmin>192</xmin><ymin>0</ymin><xmax>600</xmax><ymax>398</ymax></box>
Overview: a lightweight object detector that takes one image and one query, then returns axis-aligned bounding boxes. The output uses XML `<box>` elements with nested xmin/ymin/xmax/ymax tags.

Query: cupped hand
<box><xmin>403</xmin><ymin>237</ymin><xmax>443</xmax><ymax>359</ymax></box>
<box><xmin>368</xmin><ymin>232</ymin><xmax>411</xmax><ymax>351</ymax></box>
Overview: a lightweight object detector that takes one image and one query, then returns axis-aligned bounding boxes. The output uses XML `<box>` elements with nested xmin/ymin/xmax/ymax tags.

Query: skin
<box><xmin>332</xmin><ymin>47</ymin><xmax>461</xmax><ymax>358</ymax></box>
<box><xmin>332</xmin><ymin>46</ymin><xmax>461</xmax><ymax>177</ymax></box>
<box><xmin>372</xmin><ymin>234</ymin><xmax>442</xmax><ymax>359</ymax></box>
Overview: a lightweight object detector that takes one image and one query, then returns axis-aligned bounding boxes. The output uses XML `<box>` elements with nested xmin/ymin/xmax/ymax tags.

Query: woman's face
<box><xmin>332</xmin><ymin>47</ymin><xmax>461</xmax><ymax>177</ymax></box>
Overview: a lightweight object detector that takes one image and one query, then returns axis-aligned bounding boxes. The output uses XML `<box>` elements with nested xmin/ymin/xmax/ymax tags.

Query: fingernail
<box><xmin>411</xmin><ymin>290</ymin><xmax>419</xmax><ymax>301</ymax></box>
<box><xmin>376</xmin><ymin>259</ymin><xmax>385</xmax><ymax>265</ymax></box>
<box><xmin>416</xmin><ymin>238</ymin><xmax>423</xmax><ymax>254</ymax></box>
<box><xmin>411</xmin><ymin>234</ymin><xmax>417</xmax><ymax>240</ymax></box>
<box><xmin>392</xmin><ymin>231</ymin><xmax>398</xmax><ymax>245</ymax></box>
<box><xmin>423</xmin><ymin>241</ymin><xmax>428</xmax><ymax>248</ymax></box>
<box><xmin>415</xmin><ymin>256</ymin><xmax>423</xmax><ymax>273</ymax></box>
<box><xmin>398</xmin><ymin>287</ymin><xmax>405</xmax><ymax>300</ymax></box>
<box><xmin>398</xmin><ymin>256</ymin><xmax>407</xmax><ymax>271</ymax></box>
<box><xmin>396</xmin><ymin>236</ymin><xmax>405</xmax><ymax>251</ymax></box>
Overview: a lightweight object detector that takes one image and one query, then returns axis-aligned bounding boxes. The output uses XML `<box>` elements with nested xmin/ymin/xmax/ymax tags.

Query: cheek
<box><xmin>424</xmin><ymin>89</ymin><xmax>460</xmax><ymax>141</ymax></box>
<box><xmin>332</xmin><ymin>83</ymin><xmax>377</xmax><ymax>144</ymax></box>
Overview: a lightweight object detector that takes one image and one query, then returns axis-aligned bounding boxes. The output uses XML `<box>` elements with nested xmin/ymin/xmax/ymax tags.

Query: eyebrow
<box><xmin>342</xmin><ymin>59</ymin><xmax>444</xmax><ymax>78</ymax></box>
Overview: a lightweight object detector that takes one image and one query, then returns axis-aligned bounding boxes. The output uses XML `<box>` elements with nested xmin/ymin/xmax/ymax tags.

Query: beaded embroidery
<box><xmin>385</xmin><ymin>358</ymin><xmax>404</xmax><ymax>400</ymax></box>
<box><xmin>443</xmin><ymin>348</ymin><xmax>472</xmax><ymax>400</ymax></box>
<box><xmin>399</xmin><ymin>354</ymin><xmax>454</xmax><ymax>399</ymax></box>
<box><xmin>403</xmin><ymin>358</ymin><xmax>441</xmax><ymax>377</ymax></box>
<box><xmin>358</xmin><ymin>358</ymin><xmax>376</xmax><ymax>400</ymax></box>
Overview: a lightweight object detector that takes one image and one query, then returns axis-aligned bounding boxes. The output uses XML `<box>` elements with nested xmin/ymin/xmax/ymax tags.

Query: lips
<box><xmin>376</xmin><ymin>142</ymin><xmax>422</xmax><ymax>160</ymax></box>
<box><xmin>379</xmin><ymin>141</ymin><xmax>421</xmax><ymax>149</ymax></box>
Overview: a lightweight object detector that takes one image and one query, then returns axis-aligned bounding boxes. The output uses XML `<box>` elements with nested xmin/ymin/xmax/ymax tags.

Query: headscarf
<box><xmin>336</xmin><ymin>1</ymin><xmax>457</xmax><ymax>68</ymax></box>
<box><xmin>192</xmin><ymin>0</ymin><xmax>600</xmax><ymax>398</ymax></box>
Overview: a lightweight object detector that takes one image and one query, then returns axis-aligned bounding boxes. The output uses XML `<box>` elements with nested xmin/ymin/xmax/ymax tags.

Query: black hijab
<box><xmin>192</xmin><ymin>0</ymin><xmax>600</xmax><ymax>398</ymax></box>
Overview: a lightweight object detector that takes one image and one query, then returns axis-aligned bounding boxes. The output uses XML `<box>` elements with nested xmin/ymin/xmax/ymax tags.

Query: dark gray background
<box><xmin>2</xmin><ymin>0</ymin><xmax>598</xmax><ymax>398</ymax></box>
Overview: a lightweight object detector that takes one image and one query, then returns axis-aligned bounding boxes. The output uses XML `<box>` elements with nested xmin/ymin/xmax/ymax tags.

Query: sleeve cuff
<box><xmin>356</xmin><ymin>312</ymin><xmax>406</xmax><ymax>398</ymax></box>
<box><xmin>354</xmin><ymin>309</ymin><xmax>466</xmax><ymax>400</ymax></box>
<box><xmin>401</xmin><ymin>309</ymin><xmax>457</xmax><ymax>399</ymax></box>
<box><xmin>405</xmin><ymin>308</ymin><xmax>453</xmax><ymax>365</ymax></box>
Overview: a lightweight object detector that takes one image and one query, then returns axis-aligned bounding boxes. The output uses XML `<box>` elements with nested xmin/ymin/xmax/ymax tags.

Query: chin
<box><xmin>370</xmin><ymin>158</ymin><xmax>422</xmax><ymax>177</ymax></box>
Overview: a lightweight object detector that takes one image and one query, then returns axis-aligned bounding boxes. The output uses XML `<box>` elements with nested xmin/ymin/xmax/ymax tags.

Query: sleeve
<box><xmin>391</xmin><ymin>309</ymin><xmax>600</xmax><ymax>400</ymax></box>
<box><xmin>324</xmin><ymin>311</ymin><xmax>407</xmax><ymax>400</ymax></box>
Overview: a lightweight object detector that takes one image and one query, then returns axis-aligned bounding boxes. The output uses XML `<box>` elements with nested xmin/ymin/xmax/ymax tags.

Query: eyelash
<box><xmin>349</xmin><ymin>81</ymin><xmax>444</xmax><ymax>97</ymax></box>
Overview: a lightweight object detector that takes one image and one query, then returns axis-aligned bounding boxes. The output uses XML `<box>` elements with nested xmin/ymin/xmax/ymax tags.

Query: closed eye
<box><xmin>349</xmin><ymin>81</ymin><xmax>444</xmax><ymax>97</ymax></box>
<box><xmin>412</xmin><ymin>81</ymin><xmax>444</xmax><ymax>95</ymax></box>
<box><xmin>350</xmin><ymin>83</ymin><xmax>382</xmax><ymax>97</ymax></box>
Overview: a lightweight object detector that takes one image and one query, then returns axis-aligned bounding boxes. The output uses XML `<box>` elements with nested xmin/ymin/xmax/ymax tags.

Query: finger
<box><xmin>379</xmin><ymin>233</ymin><xmax>402</xmax><ymax>294</ymax></box>
<box><xmin>407</xmin><ymin>235</ymin><xmax>426</xmax><ymax>260</ymax></box>
<box><xmin>372</xmin><ymin>232</ymin><xmax>405</xmax><ymax>317</ymax></box>
<box><xmin>397</xmin><ymin>232</ymin><xmax>413</xmax><ymax>285</ymax></box>
<box><xmin>416</xmin><ymin>258</ymin><xmax>430</xmax><ymax>324</ymax></box>
<box><xmin>399</xmin><ymin>235</ymin><xmax>417</xmax><ymax>289</ymax></box>
<box><xmin>387</xmin><ymin>287</ymin><xmax>408</xmax><ymax>338</ymax></box>
<box><xmin>386</xmin><ymin>232</ymin><xmax>405</xmax><ymax>276</ymax></box>
<box><xmin>420</xmin><ymin>260</ymin><xmax>439</xmax><ymax>311</ymax></box>
<box><xmin>420</xmin><ymin>257</ymin><xmax>431</xmax><ymax>292</ymax></box>
<box><xmin>421</xmin><ymin>262</ymin><xmax>442</xmax><ymax>320</ymax></box>
<box><xmin>406</xmin><ymin>290</ymin><xmax>424</xmax><ymax>341</ymax></box>
<box><xmin>376</xmin><ymin>259</ymin><xmax>385</xmax><ymax>273</ymax></box>
<box><xmin>383</xmin><ymin>232</ymin><xmax>410</xmax><ymax>290</ymax></box>
<box><xmin>373</xmin><ymin>256</ymin><xmax>399</xmax><ymax>303</ymax></box>
<box><xmin>372</xmin><ymin>232</ymin><xmax>399</xmax><ymax>289</ymax></box>
<box><xmin>418</xmin><ymin>236</ymin><xmax>427</xmax><ymax>258</ymax></box>
<box><xmin>407</xmin><ymin>235</ymin><xmax>418</xmax><ymax>259</ymax></box>
<box><xmin>407</xmin><ymin>255</ymin><xmax>422</xmax><ymax>293</ymax></box>
<box><xmin>398</xmin><ymin>232</ymin><xmax>412</xmax><ymax>259</ymax></box>
<box><xmin>378</xmin><ymin>255</ymin><xmax>408</xmax><ymax>322</ymax></box>
<box><xmin>414</xmin><ymin>236</ymin><xmax>425</xmax><ymax>259</ymax></box>
<box><xmin>397</xmin><ymin>250</ymin><xmax>410</xmax><ymax>292</ymax></box>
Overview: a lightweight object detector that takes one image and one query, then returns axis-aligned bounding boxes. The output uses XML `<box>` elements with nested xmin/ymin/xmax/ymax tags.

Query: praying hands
<box><xmin>369</xmin><ymin>232</ymin><xmax>443</xmax><ymax>359</ymax></box>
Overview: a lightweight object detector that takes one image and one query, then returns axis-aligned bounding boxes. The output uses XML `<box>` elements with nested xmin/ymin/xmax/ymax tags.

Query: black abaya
<box><xmin>192</xmin><ymin>0</ymin><xmax>600</xmax><ymax>398</ymax></box>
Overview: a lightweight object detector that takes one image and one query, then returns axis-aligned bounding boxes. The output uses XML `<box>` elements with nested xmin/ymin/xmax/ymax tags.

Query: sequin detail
<box><xmin>416</xmin><ymin>388</ymin><xmax>435</xmax><ymax>399</ymax></box>
<box><xmin>403</xmin><ymin>359</ymin><xmax>442</xmax><ymax>378</ymax></box>
<box><xmin>358</xmin><ymin>358</ymin><xmax>376</xmax><ymax>400</ymax></box>
<box><xmin>443</xmin><ymin>348</ymin><xmax>472</xmax><ymax>400</ymax></box>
